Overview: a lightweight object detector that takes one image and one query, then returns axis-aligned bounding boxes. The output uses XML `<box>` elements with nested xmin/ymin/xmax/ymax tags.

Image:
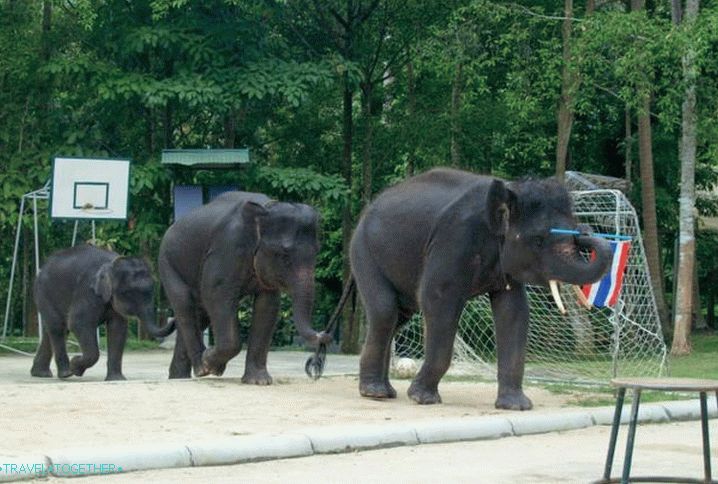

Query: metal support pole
<box><xmin>33</xmin><ymin>195</ymin><xmax>43</xmax><ymax>336</ymax></box>
<box><xmin>72</xmin><ymin>220</ymin><xmax>79</xmax><ymax>246</ymax></box>
<box><xmin>91</xmin><ymin>220</ymin><xmax>96</xmax><ymax>244</ymax></box>
<box><xmin>3</xmin><ymin>196</ymin><xmax>26</xmax><ymax>339</ymax></box>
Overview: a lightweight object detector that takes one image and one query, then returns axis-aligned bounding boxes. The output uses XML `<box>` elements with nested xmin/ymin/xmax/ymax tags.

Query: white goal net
<box><xmin>393</xmin><ymin>173</ymin><xmax>667</xmax><ymax>384</ymax></box>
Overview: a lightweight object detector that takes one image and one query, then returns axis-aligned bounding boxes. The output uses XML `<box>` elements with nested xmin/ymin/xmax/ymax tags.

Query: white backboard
<box><xmin>51</xmin><ymin>157</ymin><xmax>130</xmax><ymax>220</ymax></box>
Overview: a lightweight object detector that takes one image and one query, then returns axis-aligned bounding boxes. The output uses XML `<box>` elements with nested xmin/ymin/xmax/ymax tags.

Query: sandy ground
<box><xmin>0</xmin><ymin>349</ymin><xmax>571</xmax><ymax>455</ymax></box>
<box><xmin>47</xmin><ymin>421</ymin><xmax>718</xmax><ymax>483</ymax></box>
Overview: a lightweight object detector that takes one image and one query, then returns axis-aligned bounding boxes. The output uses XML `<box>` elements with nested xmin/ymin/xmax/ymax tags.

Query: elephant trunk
<box><xmin>290</xmin><ymin>268</ymin><xmax>332</xmax><ymax>346</ymax></box>
<box><xmin>547</xmin><ymin>235</ymin><xmax>613</xmax><ymax>286</ymax></box>
<box><xmin>139</xmin><ymin>309</ymin><xmax>176</xmax><ymax>339</ymax></box>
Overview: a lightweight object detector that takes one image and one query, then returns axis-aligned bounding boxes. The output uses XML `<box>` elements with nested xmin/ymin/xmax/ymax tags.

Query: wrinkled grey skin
<box><xmin>350</xmin><ymin>168</ymin><xmax>612</xmax><ymax>410</ymax></box>
<box><xmin>31</xmin><ymin>244</ymin><xmax>173</xmax><ymax>381</ymax></box>
<box><xmin>158</xmin><ymin>191</ymin><xmax>330</xmax><ymax>383</ymax></box>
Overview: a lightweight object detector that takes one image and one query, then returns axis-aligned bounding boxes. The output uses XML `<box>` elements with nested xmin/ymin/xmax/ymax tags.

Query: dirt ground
<box><xmin>0</xmin><ymin>349</ymin><xmax>572</xmax><ymax>455</ymax></box>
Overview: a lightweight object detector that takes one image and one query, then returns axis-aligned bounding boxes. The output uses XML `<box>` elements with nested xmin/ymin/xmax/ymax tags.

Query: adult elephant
<box><xmin>159</xmin><ymin>191</ymin><xmax>330</xmax><ymax>382</ymax></box>
<box><xmin>350</xmin><ymin>168</ymin><xmax>613</xmax><ymax>410</ymax></box>
<box><xmin>31</xmin><ymin>244</ymin><xmax>175</xmax><ymax>380</ymax></box>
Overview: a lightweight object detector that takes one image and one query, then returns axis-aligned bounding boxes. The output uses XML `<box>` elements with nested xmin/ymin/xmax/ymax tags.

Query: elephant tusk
<box><xmin>549</xmin><ymin>280</ymin><xmax>567</xmax><ymax>315</ymax></box>
<box><xmin>573</xmin><ymin>285</ymin><xmax>592</xmax><ymax>309</ymax></box>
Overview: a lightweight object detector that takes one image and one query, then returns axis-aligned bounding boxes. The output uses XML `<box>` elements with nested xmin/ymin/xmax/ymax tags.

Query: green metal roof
<box><xmin>161</xmin><ymin>149</ymin><xmax>250</xmax><ymax>167</ymax></box>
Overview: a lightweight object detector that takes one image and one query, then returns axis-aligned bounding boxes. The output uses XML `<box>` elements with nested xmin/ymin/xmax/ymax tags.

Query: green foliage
<box><xmin>2</xmin><ymin>0</ymin><xmax>718</xmax><ymax>345</ymax></box>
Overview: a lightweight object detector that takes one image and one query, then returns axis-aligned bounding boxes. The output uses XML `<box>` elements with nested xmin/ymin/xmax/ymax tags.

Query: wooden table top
<box><xmin>611</xmin><ymin>377</ymin><xmax>718</xmax><ymax>392</ymax></box>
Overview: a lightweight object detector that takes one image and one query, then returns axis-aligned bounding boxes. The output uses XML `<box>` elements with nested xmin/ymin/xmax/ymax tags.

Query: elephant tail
<box><xmin>144</xmin><ymin>316</ymin><xmax>177</xmax><ymax>338</ymax></box>
<box><xmin>305</xmin><ymin>277</ymin><xmax>355</xmax><ymax>380</ymax></box>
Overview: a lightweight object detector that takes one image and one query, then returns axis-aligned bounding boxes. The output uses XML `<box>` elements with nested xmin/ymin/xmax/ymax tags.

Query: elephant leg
<box><xmin>161</xmin><ymin>262</ymin><xmax>207</xmax><ymax>377</ymax></box>
<box><xmin>30</xmin><ymin>325</ymin><xmax>53</xmax><ymax>377</ymax></box>
<box><xmin>408</xmin><ymin>292</ymin><xmax>464</xmax><ymax>405</ymax></box>
<box><xmin>384</xmin><ymin>311</ymin><xmax>413</xmax><ymax>385</ymax></box>
<box><xmin>356</xmin><ymin>264</ymin><xmax>399</xmax><ymax>399</ymax></box>
<box><xmin>105</xmin><ymin>313</ymin><xmax>127</xmax><ymax>381</ymax></box>
<box><xmin>169</xmin><ymin>328</ymin><xmax>192</xmax><ymax>379</ymax></box>
<box><xmin>490</xmin><ymin>284</ymin><xmax>532</xmax><ymax>411</ymax></box>
<box><xmin>202</xmin><ymin>298</ymin><xmax>241</xmax><ymax>376</ymax></box>
<box><xmin>45</xmin><ymin>321</ymin><xmax>72</xmax><ymax>379</ymax></box>
<box><xmin>242</xmin><ymin>291</ymin><xmax>280</xmax><ymax>385</ymax></box>
<box><xmin>169</xmin><ymin>314</ymin><xmax>208</xmax><ymax>379</ymax></box>
<box><xmin>69</xmin><ymin>321</ymin><xmax>100</xmax><ymax>377</ymax></box>
<box><xmin>380</xmin><ymin>333</ymin><xmax>397</xmax><ymax>396</ymax></box>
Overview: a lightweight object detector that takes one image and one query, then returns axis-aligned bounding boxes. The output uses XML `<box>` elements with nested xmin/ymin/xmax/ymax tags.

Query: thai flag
<box><xmin>581</xmin><ymin>241</ymin><xmax>631</xmax><ymax>308</ymax></box>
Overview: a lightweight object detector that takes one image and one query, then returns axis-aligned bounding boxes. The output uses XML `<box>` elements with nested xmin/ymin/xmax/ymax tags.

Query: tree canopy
<box><xmin>2</xmin><ymin>0</ymin><xmax>717</xmax><ymax>344</ymax></box>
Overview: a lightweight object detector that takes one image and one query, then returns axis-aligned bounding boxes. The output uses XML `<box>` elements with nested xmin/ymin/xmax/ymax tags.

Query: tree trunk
<box><xmin>555</xmin><ymin>0</ymin><xmax>574</xmax><ymax>183</ymax></box>
<box><xmin>36</xmin><ymin>0</ymin><xmax>52</xmax><ymax>136</ymax></box>
<box><xmin>162</xmin><ymin>104</ymin><xmax>173</xmax><ymax>149</ymax></box>
<box><xmin>361</xmin><ymin>81</ymin><xmax>373</xmax><ymax>207</ymax></box>
<box><xmin>406</xmin><ymin>57</ymin><xmax>416</xmax><ymax>177</ymax></box>
<box><xmin>625</xmin><ymin>106</ymin><xmax>632</xmax><ymax>184</ymax></box>
<box><xmin>41</xmin><ymin>1</ymin><xmax>51</xmax><ymax>59</ymax></box>
<box><xmin>637</xmin><ymin>97</ymin><xmax>670</xmax><ymax>334</ymax></box>
<box><xmin>340</xmin><ymin>71</ymin><xmax>359</xmax><ymax>354</ymax></box>
<box><xmin>671</xmin><ymin>0</ymin><xmax>700</xmax><ymax>356</ymax></box>
<box><xmin>706</xmin><ymin>286</ymin><xmax>718</xmax><ymax>329</ymax></box>
<box><xmin>671</xmin><ymin>0</ymin><xmax>682</xmax><ymax>24</ymax></box>
<box><xmin>223</xmin><ymin>110</ymin><xmax>236</xmax><ymax>149</ymax></box>
<box><xmin>630</xmin><ymin>0</ymin><xmax>670</xmax><ymax>334</ymax></box>
<box><xmin>450</xmin><ymin>61</ymin><xmax>463</xmax><ymax>168</ymax></box>
<box><xmin>693</xmin><ymin>261</ymin><xmax>706</xmax><ymax>329</ymax></box>
<box><xmin>145</xmin><ymin>107</ymin><xmax>156</xmax><ymax>155</ymax></box>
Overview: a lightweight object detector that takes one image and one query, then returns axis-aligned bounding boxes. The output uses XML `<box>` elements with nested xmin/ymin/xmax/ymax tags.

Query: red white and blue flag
<box><xmin>581</xmin><ymin>241</ymin><xmax>631</xmax><ymax>308</ymax></box>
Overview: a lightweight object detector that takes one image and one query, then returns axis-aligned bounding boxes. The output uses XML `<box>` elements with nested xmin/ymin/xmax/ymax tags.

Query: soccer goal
<box><xmin>393</xmin><ymin>172</ymin><xmax>667</xmax><ymax>383</ymax></box>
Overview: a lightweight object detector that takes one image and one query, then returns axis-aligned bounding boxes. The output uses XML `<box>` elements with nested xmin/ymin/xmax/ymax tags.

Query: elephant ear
<box><xmin>92</xmin><ymin>262</ymin><xmax>113</xmax><ymax>303</ymax></box>
<box><xmin>242</xmin><ymin>200</ymin><xmax>269</xmax><ymax>240</ymax></box>
<box><xmin>486</xmin><ymin>179</ymin><xmax>516</xmax><ymax>237</ymax></box>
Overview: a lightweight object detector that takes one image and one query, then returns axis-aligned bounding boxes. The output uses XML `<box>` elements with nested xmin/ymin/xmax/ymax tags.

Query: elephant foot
<box><xmin>359</xmin><ymin>380</ymin><xmax>397</xmax><ymax>399</ymax></box>
<box><xmin>70</xmin><ymin>357</ymin><xmax>88</xmax><ymax>377</ymax></box>
<box><xmin>31</xmin><ymin>366</ymin><xmax>53</xmax><ymax>378</ymax></box>
<box><xmin>169</xmin><ymin>366</ymin><xmax>192</xmax><ymax>379</ymax></box>
<box><xmin>57</xmin><ymin>367</ymin><xmax>73</xmax><ymax>379</ymax></box>
<box><xmin>192</xmin><ymin>362</ymin><xmax>211</xmax><ymax>378</ymax></box>
<box><xmin>241</xmin><ymin>368</ymin><xmax>273</xmax><ymax>385</ymax></box>
<box><xmin>203</xmin><ymin>361</ymin><xmax>226</xmax><ymax>377</ymax></box>
<box><xmin>407</xmin><ymin>381</ymin><xmax>442</xmax><ymax>405</ymax></box>
<box><xmin>199</xmin><ymin>351</ymin><xmax>228</xmax><ymax>377</ymax></box>
<box><xmin>495</xmin><ymin>390</ymin><xmax>533</xmax><ymax>411</ymax></box>
<box><xmin>105</xmin><ymin>373</ymin><xmax>126</xmax><ymax>382</ymax></box>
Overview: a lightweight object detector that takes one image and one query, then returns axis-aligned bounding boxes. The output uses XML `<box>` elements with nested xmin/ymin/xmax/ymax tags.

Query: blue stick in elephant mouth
<box><xmin>549</xmin><ymin>228</ymin><xmax>632</xmax><ymax>241</ymax></box>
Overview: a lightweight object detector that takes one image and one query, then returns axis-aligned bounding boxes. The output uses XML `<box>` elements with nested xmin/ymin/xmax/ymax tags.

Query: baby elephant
<box><xmin>31</xmin><ymin>244</ymin><xmax>175</xmax><ymax>380</ymax></box>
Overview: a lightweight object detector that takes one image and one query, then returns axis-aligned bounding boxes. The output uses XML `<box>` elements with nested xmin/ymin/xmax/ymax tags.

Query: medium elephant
<box><xmin>158</xmin><ymin>191</ymin><xmax>330</xmax><ymax>382</ymax></box>
<box><xmin>31</xmin><ymin>244</ymin><xmax>175</xmax><ymax>380</ymax></box>
<box><xmin>350</xmin><ymin>168</ymin><xmax>612</xmax><ymax>410</ymax></box>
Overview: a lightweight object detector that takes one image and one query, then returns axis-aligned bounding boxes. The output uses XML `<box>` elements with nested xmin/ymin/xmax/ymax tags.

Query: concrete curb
<box><xmin>413</xmin><ymin>416</ymin><xmax>513</xmax><ymax>444</ymax></box>
<box><xmin>48</xmin><ymin>443</ymin><xmax>192</xmax><ymax>477</ymax></box>
<box><xmin>1</xmin><ymin>398</ymin><xmax>716</xmax><ymax>481</ymax></box>
<box><xmin>187</xmin><ymin>433</ymin><xmax>314</xmax><ymax>466</ymax></box>
<box><xmin>589</xmin><ymin>403</ymin><xmax>670</xmax><ymax>425</ymax></box>
<box><xmin>0</xmin><ymin>455</ymin><xmax>50</xmax><ymax>482</ymax></box>
<box><xmin>303</xmin><ymin>422</ymin><xmax>419</xmax><ymax>454</ymax></box>
<box><xmin>662</xmin><ymin>398</ymin><xmax>718</xmax><ymax>421</ymax></box>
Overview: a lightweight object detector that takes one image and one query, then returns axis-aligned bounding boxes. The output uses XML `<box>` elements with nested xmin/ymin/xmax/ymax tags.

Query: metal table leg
<box><xmin>602</xmin><ymin>387</ymin><xmax>626</xmax><ymax>482</ymax></box>
<box><xmin>621</xmin><ymin>388</ymin><xmax>641</xmax><ymax>484</ymax></box>
<box><xmin>701</xmin><ymin>392</ymin><xmax>712</xmax><ymax>483</ymax></box>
